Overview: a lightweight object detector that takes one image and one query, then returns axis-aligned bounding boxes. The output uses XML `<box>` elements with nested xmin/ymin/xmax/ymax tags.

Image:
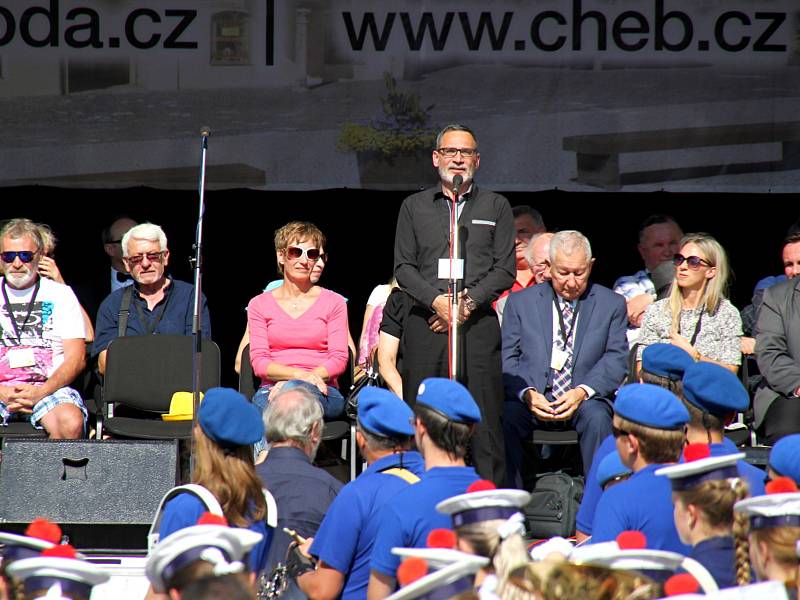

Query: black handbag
<box><xmin>524</xmin><ymin>471</ymin><xmax>584</xmax><ymax>539</ymax></box>
<box><xmin>345</xmin><ymin>362</ymin><xmax>382</xmax><ymax>420</ymax></box>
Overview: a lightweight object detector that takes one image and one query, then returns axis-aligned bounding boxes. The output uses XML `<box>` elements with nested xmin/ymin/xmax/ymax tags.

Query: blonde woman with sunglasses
<box><xmin>247</xmin><ymin>221</ymin><xmax>348</xmax><ymax>458</ymax></box>
<box><xmin>636</xmin><ymin>233</ymin><xmax>742</xmax><ymax>374</ymax></box>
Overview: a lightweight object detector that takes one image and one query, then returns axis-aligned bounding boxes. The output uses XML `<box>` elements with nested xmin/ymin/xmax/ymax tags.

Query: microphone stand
<box><xmin>189</xmin><ymin>127</ymin><xmax>209</xmax><ymax>479</ymax></box>
<box><xmin>447</xmin><ymin>175</ymin><xmax>463</xmax><ymax>380</ymax></box>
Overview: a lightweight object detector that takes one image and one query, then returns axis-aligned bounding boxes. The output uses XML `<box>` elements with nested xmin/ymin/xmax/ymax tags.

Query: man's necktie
<box><xmin>551</xmin><ymin>301</ymin><xmax>574</xmax><ymax>399</ymax></box>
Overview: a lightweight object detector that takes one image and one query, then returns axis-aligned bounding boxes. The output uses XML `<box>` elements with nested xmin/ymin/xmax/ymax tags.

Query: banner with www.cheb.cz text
<box><xmin>0</xmin><ymin>0</ymin><xmax>798</xmax><ymax>192</ymax></box>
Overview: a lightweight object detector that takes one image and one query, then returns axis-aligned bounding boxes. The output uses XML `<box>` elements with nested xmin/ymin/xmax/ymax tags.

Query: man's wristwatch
<box><xmin>463</xmin><ymin>294</ymin><xmax>478</xmax><ymax>312</ymax></box>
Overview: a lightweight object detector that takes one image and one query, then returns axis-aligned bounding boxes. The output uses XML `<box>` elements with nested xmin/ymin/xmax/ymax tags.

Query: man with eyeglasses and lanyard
<box><xmin>0</xmin><ymin>218</ymin><xmax>87</xmax><ymax>438</ymax></box>
<box><xmin>92</xmin><ymin>222</ymin><xmax>211</xmax><ymax>375</ymax></box>
<box><xmin>393</xmin><ymin>123</ymin><xmax>515</xmax><ymax>486</ymax></box>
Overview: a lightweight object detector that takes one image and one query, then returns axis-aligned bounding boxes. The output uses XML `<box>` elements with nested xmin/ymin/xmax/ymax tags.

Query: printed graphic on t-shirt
<box><xmin>0</xmin><ymin>301</ymin><xmax>54</xmax><ymax>385</ymax></box>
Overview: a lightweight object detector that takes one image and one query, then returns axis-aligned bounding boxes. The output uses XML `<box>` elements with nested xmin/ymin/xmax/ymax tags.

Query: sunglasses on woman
<box><xmin>0</xmin><ymin>251</ymin><xmax>37</xmax><ymax>263</ymax></box>
<box><xmin>673</xmin><ymin>254</ymin><xmax>711</xmax><ymax>269</ymax></box>
<box><xmin>286</xmin><ymin>246</ymin><xmax>326</xmax><ymax>262</ymax></box>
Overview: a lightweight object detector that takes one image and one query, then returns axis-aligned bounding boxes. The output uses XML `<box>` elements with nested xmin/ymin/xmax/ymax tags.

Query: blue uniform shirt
<box><xmin>688</xmin><ymin>536</ymin><xmax>736</xmax><ymax>589</ymax></box>
<box><xmin>370</xmin><ymin>466</ymin><xmax>480</xmax><ymax>577</ymax></box>
<box><xmin>591</xmin><ymin>463</ymin><xmax>691</xmax><ymax>555</ymax></box>
<box><xmin>158</xmin><ymin>493</ymin><xmax>273</xmax><ymax>574</ymax></box>
<box><xmin>93</xmin><ymin>278</ymin><xmax>211</xmax><ymax>356</ymax></box>
<box><xmin>576</xmin><ymin>434</ymin><xmax>616</xmax><ymax>535</ymax></box>
<box><xmin>310</xmin><ymin>451</ymin><xmax>425</xmax><ymax>600</ymax></box>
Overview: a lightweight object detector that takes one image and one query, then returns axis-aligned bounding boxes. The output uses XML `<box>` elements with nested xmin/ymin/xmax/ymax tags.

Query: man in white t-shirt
<box><xmin>0</xmin><ymin>219</ymin><xmax>87</xmax><ymax>438</ymax></box>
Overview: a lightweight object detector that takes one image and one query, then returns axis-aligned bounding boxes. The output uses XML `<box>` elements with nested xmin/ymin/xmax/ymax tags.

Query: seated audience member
<box><xmin>234</xmin><ymin>244</ymin><xmax>355</xmax><ymax>375</ymax></box>
<box><xmin>755</xmin><ymin>258</ymin><xmax>800</xmax><ymax>445</ymax></box>
<box><xmin>614</xmin><ymin>215</ymin><xmax>683</xmax><ymax>346</ymax></box>
<box><xmin>502</xmin><ymin>230</ymin><xmax>628</xmax><ymax>485</ymax></box>
<box><xmin>5</xmin><ymin>544</ymin><xmax>109</xmax><ymax>600</ymax></box>
<box><xmin>591</xmin><ymin>384</ymin><xmax>690</xmax><ymax>554</ymax></box>
<box><xmin>247</xmin><ymin>221</ymin><xmax>348</xmax><ymax>439</ymax></box>
<box><xmin>368</xmin><ymin>378</ymin><xmax>482</xmax><ymax>599</ymax></box>
<box><xmin>656</xmin><ymin>444</ymin><xmax>751</xmax><ymax>588</ymax></box>
<box><xmin>295</xmin><ymin>387</ymin><xmax>424</xmax><ymax>600</ymax></box>
<box><xmin>378</xmin><ymin>288</ymin><xmax>414</xmax><ymax>399</ymax></box>
<box><xmin>102</xmin><ymin>216</ymin><xmax>138</xmax><ymax>293</ymax></box>
<box><xmin>734</xmin><ymin>477</ymin><xmax>800</xmax><ymax>589</ymax></box>
<box><xmin>637</xmin><ymin>233</ymin><xmax>742</xmax><ymax>373</ymax></box>
<box><xmin>92</xmin><ymin>222</ymin><xmax>211</xmax><ymax>375</ymax></box>
<box><xmin>681</xmin><ymin>362</ymin><xmax>766</xmax><ymax>496</ymax></box>
<box><xmin>0</xmin><ymin>218</ymin><xmax>87</xmax><ymax>439</ymax></box>
<box><xmin>151</xmin><ymin>387</ymin><xmax>272</xmax><ymax>595</ymax></box>
<box><xmin>257</xmin><ymin>385</ymin><xmax>343</xmax><ymax>599</ymax></box>
<box><xmin>437</xmin><ymin>481</ymin><xmax>531</xmax><ymax>598</ymax></box>
<box><xmin>146</xmin><ymin>513</ymin><xmax>261</xmax><ymax>600</ymax></box>
<box><xmin>496</xmin><ymin>232</ymin><xmax>554</xmax><ymax>324</ymax></box>
<box><xmin>493</xmin><ymin>205</ymin><xmax>546</xmax><ymax>311</ymax></box>
<box><xmin>358</xmin><ymin>278</ymin><xmax>398</xmax><ymax>372</ymax></box>
<box><xmin>574</xmin><ymin>343</ymin><xmax>694</xmax><ymax>543</ymax></box>
<box><xmin>767</xmin><ymin>434</ymin><xmax>800</xmax><ymax>484</ymax></box>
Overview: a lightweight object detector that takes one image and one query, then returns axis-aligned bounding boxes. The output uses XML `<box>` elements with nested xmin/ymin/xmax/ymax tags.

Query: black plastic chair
<box><xmin>97</xmin><ymin>335</ymin><xmax>221</xmax><ymax>440</ymax></box>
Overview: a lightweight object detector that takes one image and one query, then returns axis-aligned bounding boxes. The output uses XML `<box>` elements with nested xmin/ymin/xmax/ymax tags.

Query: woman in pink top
<box><xmin>247</xmin><ymin>222</ymin><xmax>348</xmax><ymax>449</ymax></box>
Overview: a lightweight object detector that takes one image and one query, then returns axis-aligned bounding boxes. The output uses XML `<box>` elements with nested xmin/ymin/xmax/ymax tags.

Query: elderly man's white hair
<box><xmin>121</xmin><ymin>222</ymin><xmax>168</xmax><ymax>257</ymax></box>
<box><xmin>549</xmin><ymin>230</ymin><xmax>592</xmax><ymax>263</ymax></box>
<box><xmin>524</xmin><ymin>232</ymin><xmax>554</xmax><ymax>269</ymax></box>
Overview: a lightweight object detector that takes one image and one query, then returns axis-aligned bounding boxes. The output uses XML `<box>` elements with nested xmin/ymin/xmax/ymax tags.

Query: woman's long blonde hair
<box><xmin>667</xmin><ymin>233</ymin><xmax>730</xmax><ymax>332</ymax></box>
<box><xmin>192</xmin><ymin>426</ymin><xmax>267</xmax><ymax>527</ymax></box>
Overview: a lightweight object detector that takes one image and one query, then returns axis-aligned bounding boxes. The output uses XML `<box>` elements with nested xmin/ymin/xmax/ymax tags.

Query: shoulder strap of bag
<box><xmin>381</xmin><ymin>467</ymin><xmax>421</xmax><ymax>485</ymax></box>
<box><xmin>147</xmin><ymin>484</ymin><xmax>223</xmax><ymax>553</ymax></box>
<box><xmin>118</xmin><ymin>285</ymin><xmax>133</xmax><ymax>337</ymax></box>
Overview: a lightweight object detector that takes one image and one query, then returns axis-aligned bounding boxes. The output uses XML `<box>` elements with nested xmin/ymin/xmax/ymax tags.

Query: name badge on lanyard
<box><xmin>7</xmin><ymin>347</ymin><xmax>36</xmax><ymax>368</ymax></box>
<box><xmin>551</xmin><ymin>347</ymin><xmax>568</xmax><ymax>371</ymax></box>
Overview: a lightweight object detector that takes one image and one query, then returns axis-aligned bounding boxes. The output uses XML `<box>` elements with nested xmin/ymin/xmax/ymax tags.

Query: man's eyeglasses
<box><xmin>673</xmin><ymin>254</ymin><xmax>711</xmax><ymax>269</ymax></box>
<box><xmin>611</xmin><ymin>424</ymin><xmax>630</xmax><ymax>438</ymax></box>
<box><xmin>0</xmin><ymin>251</ymin><xmax>37</xmax><ymax>264</ymax></box>
<box><xmin>125</xmin><ymin>251</ymin><xmax>166</xmax><ymax>265</ymax></box>
<box><xmin>286</xmin><ymin>246</ymin><xmax>325</xmax><ymax>262</ymax></box>
<box><xmin>436</xmin><ymin>147</ymin><xmax>478</xmax><ymax>158</ymax></box>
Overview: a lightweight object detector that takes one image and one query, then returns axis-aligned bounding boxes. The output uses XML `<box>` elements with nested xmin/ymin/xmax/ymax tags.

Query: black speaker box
<box><xmin>0</xmin><ymin>438</ymin><xmax>179</xmax><ymax>550</ymax></box>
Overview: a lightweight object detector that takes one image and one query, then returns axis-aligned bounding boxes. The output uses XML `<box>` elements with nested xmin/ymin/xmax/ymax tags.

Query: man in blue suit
<box><xmin>502</xmin><ymin>230</ymin><xmax>628</xmax><ymax>485</ymax></box>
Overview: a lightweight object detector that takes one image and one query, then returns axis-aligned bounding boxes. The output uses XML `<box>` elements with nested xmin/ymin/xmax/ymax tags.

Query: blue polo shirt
<box><xmin>591</xmin><ymin>463</ymin><xmax>691</xmax><ymax>555</ymax></box>
<box><xmin>576</xmin><ymin>434</ymin><xmax>616</xmax><ymax>536</ymax></box>
<box><xmin>158</xmin><ymin>492</ymin><xmax>272</xmax><ymax>574</ymax></box>
<box><xmin>370</xmin><ymin>466</ymin><xmax>479</xmax><ymax>578</ymax></box>
<box><xmin>310</xmin><ymin>451</ymin><xmax>425</xmax><ymax>600</ymax></box>
<box><xmin>92</xmin><ymin>278</ymin><xmax>211</xmax><ymax>356</ymax></box>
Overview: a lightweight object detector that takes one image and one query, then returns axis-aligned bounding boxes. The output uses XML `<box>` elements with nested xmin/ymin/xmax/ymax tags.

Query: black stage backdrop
<box><xmin>2</xmin><ymin>185</ymin><xmax>794</xmax><ymax>387</ymax></box>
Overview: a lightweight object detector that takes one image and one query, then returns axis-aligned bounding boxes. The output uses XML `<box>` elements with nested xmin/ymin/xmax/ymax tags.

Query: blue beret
<box><xmin>614</xmin><ymin>383</ymin><xmax>689</xmax><ymax>430</ymax></box>
<box><xmin>682</xmin><ymin>362</ymin><xmax>749</xmax><ymax>415</ymax></box>
<box><xmin>416</xmin><ymin>378</ymin><xmax>481</xmax><ymax>424</ymax></box>
<box><xmin>198</xmin><ymin>387</ymin><xmax>264</xmax><ymax>447</ymax></box>
<box><xmin>641</xmin><ymin>344</ymin><xmax>694</xmax><ymax>381</ymax></box>
<box><xmin>358</xmin><ymin>387</ymin><xmax>414</xmax><ymax>438</ymax></box>
<box><xmin>769</xmin><ymin>434</ymin><xmax>800</xmax><ymax>484</ymax></box>
<box><xmin>596</xmin><ymin>451</ymin><xmax>632</xmax><ymax>488</ymax></box>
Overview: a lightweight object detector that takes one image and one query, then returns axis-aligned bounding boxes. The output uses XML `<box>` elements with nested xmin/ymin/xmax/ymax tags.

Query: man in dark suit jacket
<box><xmin>755</xmin><ymin>276</ymin><xmax>800</xmax><ymax>444</ymax></box>
<box><xmin>502</xmin><ymin>230</ymin><xmax>628</xmax><ymax>486</ymax></box>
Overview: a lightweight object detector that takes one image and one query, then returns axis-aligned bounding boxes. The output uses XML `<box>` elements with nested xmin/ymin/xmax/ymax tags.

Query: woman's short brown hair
<box><xmin>274</xmin><ymin>221</ymin><xmax>326</xmax><ymax>253</ymax></box>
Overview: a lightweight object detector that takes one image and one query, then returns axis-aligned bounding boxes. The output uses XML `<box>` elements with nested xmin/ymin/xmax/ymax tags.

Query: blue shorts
<box><xmin>0</xmin><ymin>386</ymin><xmax>87</xmax><ymax>430</ymax></box>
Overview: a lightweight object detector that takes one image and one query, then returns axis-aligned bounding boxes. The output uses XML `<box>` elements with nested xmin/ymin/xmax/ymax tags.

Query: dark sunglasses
<box><xmin>0</xmin><ymin>251</ymin><xmax>36</xmax><ymax>264</ymax></box>
<box><xmin>673</xmin><ymin>254</ymin><xmax>711</xmax><ymax>269</ymax></box>
<box><xmin>125</xmin><ymin>251</ymin><xmax>165</xmax><ymax>265</ymax></box>
<box><xmin>286</xmin><ymin>246</ymin><xmax>325</xmax><ymax>262</ymax></box>
<box><xmin>611</xmin><ymin>424</ymin><xmax>630</xmax><ymax>438</ymax></box>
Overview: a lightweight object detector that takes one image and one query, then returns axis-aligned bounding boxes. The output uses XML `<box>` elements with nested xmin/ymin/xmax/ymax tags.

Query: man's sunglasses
<box><xmin>673</xmin><ymin>254</ymin><xmax>711</xmax><ymax>269</ymax></box>
<box><xmin>286</xmin><ymin>246</ymin><xmax>327</xmax><ymax>262</ymax></box>
<box><xmin>125</xmin><ymin>251</ymin><xmax>166</xmax><ymax>265</ymax></box>
<box><xmin>0</xmin><ymin>251</ymin><xmax>37</xmax><ymax>264</ymax></box>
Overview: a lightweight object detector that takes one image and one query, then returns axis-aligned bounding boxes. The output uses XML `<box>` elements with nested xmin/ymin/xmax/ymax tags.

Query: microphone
<box><xmin>200</xmin><ymin>126</ymin><xmax>211</xmax><ymax>137</ymax></box>
<box><xmin>452</xmin><ymin>174</ymin><xmax>463</xmax><ymax>195</ymax></box>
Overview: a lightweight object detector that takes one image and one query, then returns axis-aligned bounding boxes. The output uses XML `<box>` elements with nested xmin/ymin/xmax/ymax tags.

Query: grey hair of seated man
<box><xmin>264</xmin><ymin>386</ymin><xmax>324</xmax><ymax>457</ymax></box>
<box><xmin>549</xmin><ymin>230</ymin><xmax>593</xmax><ymax>263</ymax></box>
<box><xmin>524</xmin><ymin>232</ymin><xmax>554</xmax><ymax>270</ymax></box>
<box><xmin>121</xmin><ymin>222</ymin><xmax>168</xmax><ymax>257</ymax></box>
